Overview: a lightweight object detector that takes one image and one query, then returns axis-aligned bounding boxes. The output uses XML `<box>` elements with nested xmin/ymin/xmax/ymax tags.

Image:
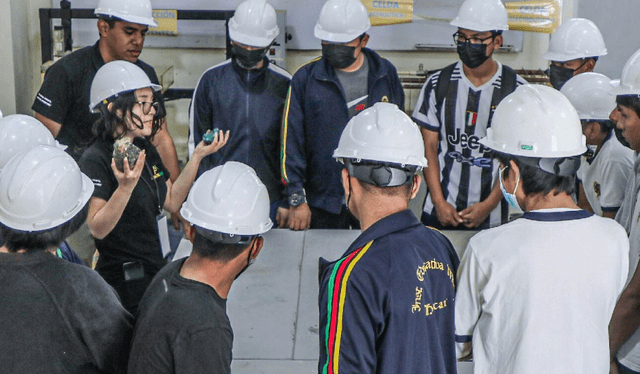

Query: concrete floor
<box><xmin>173</xmin><ymin>227</ymin><xmax>478</xmax><ymax>373</ymax></box>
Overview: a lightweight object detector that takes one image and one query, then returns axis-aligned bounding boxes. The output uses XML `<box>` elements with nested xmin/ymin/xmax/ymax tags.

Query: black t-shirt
<box><xmin>0</xmin><ymin>251</ymin><xmax>133</xmax><ymax>373</ymax></box>
<box><xmin>32</xmin><ymin>41</ymin><xmax>162</xmax><ymax>160</ymax></box>
<box><xmin>128</xmin><ymin>259</ymin><xmax>233</xmax><ymax>374</ymax></box>
<box><xmin>79</xmin><ymin>137</ymin><xmax>169</xmax><ymax>279</ymax></box>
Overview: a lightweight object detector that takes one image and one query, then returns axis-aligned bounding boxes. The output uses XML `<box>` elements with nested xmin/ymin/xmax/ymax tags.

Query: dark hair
<box><xmin>617</xmin><ymin>95</ymin><xmax>640</xmax><ymax>120</ymax></box>
<box><xmin>494</xmin><ymin>153</ymin><xmax>576</xmax><ymax>197</ymax></box>
<box><xmin>92</xmin><ymin>90</ymin><xmax>162</xmax><ymax>142</ymax></box>
<box><xmin>582</xmin><ymin>119</ymin><xmax>612</xmax><ymax>134</ymax></box>
<box><xmin>0</xmin><ymin>204</ymin><xmax>89</xmax><ymax>253</ymax></box>
<box><xmin>359</xmin><ymin>179</ymin><xmax>412</xmax><ymax>198</ymax></box>
<box><xmin>98</xmin><ymin>15</ymin><xmax>117</xmax><ymax>29</ymax></box>
<box><xmin>191</xmin><ymin>231</ymin><xmax>251</xmax><ymax>262</ymax></box>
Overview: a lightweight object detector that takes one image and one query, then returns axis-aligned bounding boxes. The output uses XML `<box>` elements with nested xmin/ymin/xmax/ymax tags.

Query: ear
<box><xmin>583</xmin><ymin>121</ymin><xmax>597</xmax><ymax>139</ymax></box>
<box><xmin>97</xmin><ymin>19</ymin><xmax>109</xmax><ymax>37</ymax></box>
<box><xmin>409</xmin><ymin>174</ymin><xmax>422</xmax><ymax>199</ymax></box>
<box><xmin>249</xmin><ymin>236</ymin><xmax>264</xmax><ymax>261</ymax></box>
<box><xmin>341</xmin><ymin>168</ymin><xmax>350</xmax><ymax>196</ymax></box>
<box><xmin>360</xmin><ymin>34</ymin><xmax>370</xmax><ymax>48</ymax></box>
<box><xmin>585</xmin><ymin>58</ymin><xmax>596</xmax><ymax>72</ymax></box>
<box><xmin>185</xmin><ymin>224</ymin><xmax>196</xmax><ymax>243</ymax></box>
<box><xmin>492</xmin><ymin>35</ymin><xmax>503</xmax><ymax>51</ymax></box>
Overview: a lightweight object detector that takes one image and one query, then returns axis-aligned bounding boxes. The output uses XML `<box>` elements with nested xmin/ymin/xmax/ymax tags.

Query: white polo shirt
<box><xmin>456</xmin><ymin>209</ymin><xmax>629</xmax><ymax>373</ymax></box>
<box><xmin>577</xmin><ymin>134</ymin><xmax>634</xmax><ymax>216</ymax></box>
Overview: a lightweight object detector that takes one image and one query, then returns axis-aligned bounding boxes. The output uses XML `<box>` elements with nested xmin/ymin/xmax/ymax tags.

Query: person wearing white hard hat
<box><xmin>0</xmin><ymin>146</ymin><xmax>133</xmax><ymax>373</ymax></box>
<box><xmin>281</xmin><ymin>0</ymin><xmax>404</xmax><ymax>231</ymax></box>
<box><xmin>560</xmin><ymin>73</ymin><xmax>634</xmax><ymax>219</ymax></box>
<box><xmin>412</xmin><ymin>0</ymin><xmax>527</xmax><ymax>230</ymax></box>
<box><xmin>79</xmin><ymin>61</ymin><xmax>229</xmax><ymax>314</ymax></box>
<box><xmin>0</xmin><ymin>114</ymin><xmax>86</xmax><ymax>264</ymax></box>
<box><xmin>543</xmin><ymin>18</ymin><xmax>607</xmax><ymax>90</ymax></box>
<box><xmin>32</xmin><ymin>0</ymin><xmax>185</xmax><ymax>262</ymax></box>
<box><xmin>608</xmin><ymin>48</ymin><xmax>640</xmax><ymax>374</ymax></box>
<box><xmin>455</xmin><ymin>85</ymin><xmax>628</xmax><ymax>373</ymax></box>
<box><xmin>128</xmin><ymin>161</ymin><xmax>271</xmax><ymax>374</ymax></box>
<box><xmin>189</xmin><ymin>0</ymin><xmax>291</xmax><ymax>227</ymax></box>
<box><xmin>318</xmin><ymin>103</ymin><xmax>458</xmax><ymax>373</ymax></box>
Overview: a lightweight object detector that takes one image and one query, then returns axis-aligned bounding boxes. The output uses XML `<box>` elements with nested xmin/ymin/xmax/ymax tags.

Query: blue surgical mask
<box><xmin>499</xmin><ymin>165</ymin><xmax>522</xmax><ymax>211</ymax></box>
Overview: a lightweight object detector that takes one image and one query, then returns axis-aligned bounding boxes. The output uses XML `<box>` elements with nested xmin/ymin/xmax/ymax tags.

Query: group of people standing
<box><xmin>2</xmin><ymin>0</ymin><xmax>640</xmax><ymax>372</ymax></box>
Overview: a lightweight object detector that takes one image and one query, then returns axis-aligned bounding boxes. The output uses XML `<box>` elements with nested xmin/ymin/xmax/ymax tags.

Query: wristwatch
<box><xmin>288</xmin><ymin>191</ymin><xmax>307</xmax><ymax>207</ymax></box>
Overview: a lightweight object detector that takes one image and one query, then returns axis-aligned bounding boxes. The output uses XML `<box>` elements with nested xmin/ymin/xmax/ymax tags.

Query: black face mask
<box><xmin>232</xmin><ymin>44</ymin><xmax>268</xmax><ymax>69</ymax></box>
<box><xmin>547</xmin><ymin>64</ymin><xmax>576</xmax><ymax>90</ymax></box>
<box><xmin>322</xmin><ymin>43</ymin><xmax>357</xmax><ymax>69</ymax></box>
<box><xmin>457</xmin><ymin>42</ymin><xmax>490</xmax><ymax>69</ymax></box>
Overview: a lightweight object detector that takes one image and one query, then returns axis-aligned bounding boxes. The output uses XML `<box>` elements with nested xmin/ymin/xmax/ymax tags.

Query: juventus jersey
<box><xmin>412</xmin><ymin>62</ymin><xmax>526</xmax><ymax>228</ymax></box>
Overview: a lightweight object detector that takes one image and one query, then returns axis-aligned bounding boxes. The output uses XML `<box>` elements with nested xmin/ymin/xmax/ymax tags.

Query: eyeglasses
<box><xmin>453</xmin><ymin>31</ymin><xmax>496</xmax><ymax>48</ymax></box>
<box><xmin>135</xmin><ymin>101</ymin><xmax>159</xmax><ymax>115</ymax></box>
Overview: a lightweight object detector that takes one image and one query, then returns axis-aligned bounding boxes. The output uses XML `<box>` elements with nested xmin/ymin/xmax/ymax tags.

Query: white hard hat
<box><xmin>314</xmin><ymin>0</ymin><xmax>371</xmax><ymax>43</ymax></box>
<box><xmin>480</xmin><ymin>84</ymin><xmax>587</xmax><ymax>158</ymax></box>
<box><xmin>0</xmin><ymin>146</ymin><xmax>94</xmax><ymax>231</ymax></box>
<box><xmin>89</xmin><ymin>60</ymin><xmax>161</xmax><ymax>112</ymax></box>
<box><xmin>95</xmin><ymin>0</ymin><xmax>157</xmax><ymax>27</ymax></box>
<box><xmin>333</xmin><ymin>102</ymin><xmax>428</xmax><ymax>168</ymax></box>
<box><xmin>229</xmin><ymin>0</ymin><xmax>279</xmax><ymax>48</ymax></box>
<box><xmin>180</xmin><ymin>161</ymin><xmax>273</xmax><ymax>236</ymax></box>
<box><xmin>542</xmin><ymin>18</ymin><xmax>607</xmax><ymax>62</ymax></box>
<box><xmin>450</xmin><ymin>0</ymin><xmax>509</xmax><ymax>32</ymax></box>
<box><xmin>0</xmin><ymin>115</ymin><xmax>66</xmax><ymax>172</ymax></box>
<box><xmin>560</xmin><ymin>73</ymin><xmax>616</xmax><ymax>121</ymax></box>
<box><xmin>615</xmin><ymin>48</ymin><xmax>640</xmax><ymax>96</ymax></box>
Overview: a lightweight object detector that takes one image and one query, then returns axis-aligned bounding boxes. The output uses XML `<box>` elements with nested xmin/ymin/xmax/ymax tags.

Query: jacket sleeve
<box><xmin>318</xmin><ymin>244</ymin><xmax>383</xmax><ymax>374</ymax></box>
<box><xmin>280</xmin><ymin>76</ymin><xmax>307</xmax><ymax>195</ymax></box>
<box><xmin>387</xmin><ymin>63</ymin><xmax>405</xmax><ymax>112</ymax></box>
<box><xmin>188</xmin><ymin>72</ymin><xmax>214</xmax><ymax>174</ymax></box>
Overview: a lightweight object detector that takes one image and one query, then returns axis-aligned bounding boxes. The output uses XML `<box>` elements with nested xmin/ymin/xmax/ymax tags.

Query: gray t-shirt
<box><xmin>335</xmin><ymin>55</ymin><xmax>369</xmax><ymax>119</ymax></box>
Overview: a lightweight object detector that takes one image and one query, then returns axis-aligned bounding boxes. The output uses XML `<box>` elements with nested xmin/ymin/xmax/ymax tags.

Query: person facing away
<box><xmin>0</xmin><ymin>145</ymin><xmax>133</xmax><ymax>373</ymax></box>
<box><xmin>318</xmin><ymin>102</ymin><xmax>459</xmax><ymax>374</ymax></box>
<box><xmin>542</xmin><ymin>18</ymin><xmax>607</xmax><ymax>90</ymax></box>
<box><xmin>455</xmin><ymin>84</ymin><xmax>628</xmax><ymax>373</ymax></box>
<box><xmin>189</xmin><ymin>0</ymin><xmax>291</xmax><ymax>227</ymax></box>
<box><xmin>412</xmin><ymin>0</ymin><xmax>527</xmax><ymax>230</ymax></box>
<box><xmin>128</xmin><ymin>161</ymin><xmax>273</xmax><ymax>374</ymax></box>
<box><xmin>281</xmin><ymin>0</ymin><xmax>404</xmax><ymax>231</ymax></box>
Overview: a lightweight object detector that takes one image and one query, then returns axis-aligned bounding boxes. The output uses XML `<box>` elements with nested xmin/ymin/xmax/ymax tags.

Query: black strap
<box><xmin>434</xmin><ymin>63</ymin><xmax>457</xmax><ymax>120</ymax></box>
<box><xmin>499</xmin><ymin>64</ymin><xmax>517</xmax><ymax>100</ymax></box>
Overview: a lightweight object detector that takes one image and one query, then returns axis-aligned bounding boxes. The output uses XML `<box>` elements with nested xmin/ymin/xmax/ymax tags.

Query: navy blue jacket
<box><xmin>318</xmin><ymin>210</ymin><xmax>459</xmax><ymax>374</ymax></box>
<box><xmin>189</xmin><ymin>58</ymin><xmax>291</xmax><ymax>202</ymax></box>
<box><xmin>281</xmin><ymin>49</ymin><xmax>404</xmax><ymax>214</ymax></box>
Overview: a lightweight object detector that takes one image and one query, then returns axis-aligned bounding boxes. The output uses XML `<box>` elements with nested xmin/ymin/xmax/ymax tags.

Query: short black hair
<box><xmin>98</xmin><ymin>15</ymin><xmax>117</xmax><ymax>29</ymax></box>
<box><xmin>582</xmin><ymin>119</ymin><xmax>612</xmax><ymax>134</ymax></box>
<box><xmin>191</xmin><ymin>231</ymin><xmax>252</xmax><ymax>262</ymax></box>
<box><xmin>358</xmin><ymin>178</ymin><xmax>412</xmax><ymax>198</ymax></box>
<box><xmin>93</xmin><ymin>90</ymin><xmax>163</xmax><ymax>142</ymax></box>
<box><xmin>617</xmin><ymin>95</ymin><xmax>640</xmax><ymax>120</ymax></box>
<box><xmin>494</xmin><ymin>153</ymin><xmax>576</xmax><ymax>197</ymax></box>
<box><xmin>0</xmin><ymin>204</ymin><xmax>89</xmax><ymax>253</ymax></box>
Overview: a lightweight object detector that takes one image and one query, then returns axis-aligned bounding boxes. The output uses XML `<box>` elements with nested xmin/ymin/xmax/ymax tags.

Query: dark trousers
<box><xmin>310</xmin><ymin>206</ymin><xmax>360</xmax><ymax>230</ymax></box>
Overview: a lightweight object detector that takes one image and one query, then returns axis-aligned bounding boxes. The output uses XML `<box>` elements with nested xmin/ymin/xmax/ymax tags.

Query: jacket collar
<box><xmin>91</xmin><ymin>41</ymin><xmax>106</xmax><ymax>71</ymax></box>
<box><xmin>344</xmin><ymin>209</ymin><xmax>422</xmax><ymax>257</ymax></box>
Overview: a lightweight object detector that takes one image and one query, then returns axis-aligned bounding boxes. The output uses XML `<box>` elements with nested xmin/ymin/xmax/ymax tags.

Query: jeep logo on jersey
<box><xmin>466</xmin><ymin>111</ymin><xmax>478</xmax><ymax>127</ymax></box>
<box><xmin>447</xmin><ymin>128</ymin><xmax>490</xmax><ymax>153</ymax></box>
<box><xmin>446</xmin><ymin>151</ymin><xmax>493</xmax><ymax>168</ymax></box>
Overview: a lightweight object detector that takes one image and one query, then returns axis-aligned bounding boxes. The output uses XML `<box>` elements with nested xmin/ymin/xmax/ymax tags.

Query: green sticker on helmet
<box><xmin>520</xmin><ymin>145</ymin><xmax>534</xmax><ymax>151</ymax></box>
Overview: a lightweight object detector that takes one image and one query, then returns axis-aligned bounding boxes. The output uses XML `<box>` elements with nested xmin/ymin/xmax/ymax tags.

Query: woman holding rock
<box><xmin>80</xmin><ymin>61</ymin><xmax>228</xmax><ymax>314</ymax></box>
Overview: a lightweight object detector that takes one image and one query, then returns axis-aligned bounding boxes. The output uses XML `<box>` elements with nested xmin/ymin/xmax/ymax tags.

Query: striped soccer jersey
<box><xmin>413</xmin><ymin>61</ymin><xmax>526</xmax><ymax>228</ymax></box>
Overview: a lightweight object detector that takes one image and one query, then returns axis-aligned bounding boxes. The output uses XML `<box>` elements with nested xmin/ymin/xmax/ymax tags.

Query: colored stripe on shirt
<box><xmin>322</xmin><ymin>240</ymin><xmax>374</xmax><ymax>374</ymax></box>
